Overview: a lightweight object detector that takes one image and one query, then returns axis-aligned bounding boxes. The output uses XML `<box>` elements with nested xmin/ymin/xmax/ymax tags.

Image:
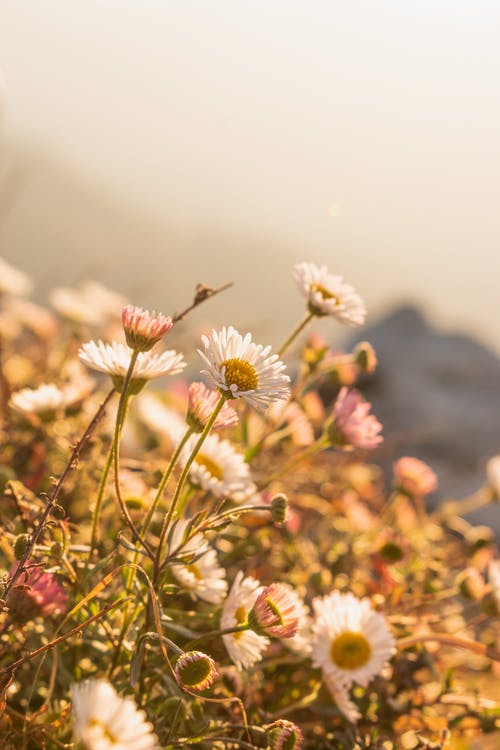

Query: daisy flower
<box><xmin>51</xmin><ymin>280</ymin><xmax>127</xmax><ymax>326</ymax></box>
<box><xmin>71</xmin><ymin>679</ymin><xmax>160</xmax><ymax>750</ymax></box>
<box><xmin>198</xmin><ymin>326</ymin><xmax>290</xmax><ymax>412</ymax></box>
<box><xmin>329</xmin><ymin>387</ymin><xmax>383</xmax><ymax>450</ymax></box>
<box><xmin>7</xmin><ymin>562</ymin><xmax>68</xmax><ymax>623</ymax></box>
<box><xmin>248</xmin><ymin>582</ymin><xmax>301</xmax><ymax>638</ymax></box>
<box><xmin>393</xmin><ymin>456</ymin><xmax>437</xmax><ymax>497</ymax></box>
<box><xmin>9</xmin><ymin>383</ymin><xmax>68</xmax><ymax>417</ymax></box>
<box><xmin>293</xmin><ymin>262</ymin><xmax>366</xmax><ymax>325</ymax></box>
<box><xmin>183</xmin><ymin>432</ymin><xmax>253</xmax><ymax>499</ymax></box>
<box><xmin>167</xmin><ymin>520</ymin><xmax>228</xmax><ymax>604</ymax></box>
<box><xmin>187</xmin><ymin>381</ymin><xmax>238</xmax><ymax>432</ymax></box>
<box><xmin>311</xmin><ymin>591</ymin><xmax>395</xmax><ymax>688</ymax></box>
<box><xmin>78</xmin><ymin>340</ymin><xmax>186</xmax><ymax>392</ymax></box>
<box><xmin>121</xmin><ymin>305</ymin><xmax>173</xmax><ymax>352</ymax></box>
<box><xmin>0</xmin><ymin>256</ymin><xmax>33</xmax><ymax>296</ymax></box>
<box><xmin>322</xmin><ymin>673</ymin><xmax>361</xmax><ymax>724</ymax></box>
<box><xmin>221</xmin><ymin>571</ymin><xmax>269</xmax><ymax>670</ymax></box>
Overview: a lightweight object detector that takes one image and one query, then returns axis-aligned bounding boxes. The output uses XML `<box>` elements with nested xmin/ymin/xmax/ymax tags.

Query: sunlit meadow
<box><xmin>0</xmin><ymin>257</ymin><xmax>499</xmax><ymax>750</ymax></box>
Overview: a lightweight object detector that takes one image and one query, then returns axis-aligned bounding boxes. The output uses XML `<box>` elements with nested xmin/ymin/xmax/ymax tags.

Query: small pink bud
<box><xmin>121</xmin><ymin>305</ymin><xmax>173</xmax><ymax>352</ymax></box>
<box><xmin>248</xmin><ymin>583</ymin><xmax>301</xmax><ymax>638</ymax></box>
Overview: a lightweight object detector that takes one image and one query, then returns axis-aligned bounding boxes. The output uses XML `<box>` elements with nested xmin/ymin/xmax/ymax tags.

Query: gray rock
<box><xmin>348</xmin><ymin>306</ymin><xmax>500</xmax><ymax>532</ymax></box>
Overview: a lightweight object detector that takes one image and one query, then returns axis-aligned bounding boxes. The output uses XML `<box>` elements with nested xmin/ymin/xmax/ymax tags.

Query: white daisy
<box><xmin>0</xmin><ymin>257</ymin><xmax>33</xmax><ymax>296</ymax></box>
<box><xmin>51</xmin><ymin>280</ymin><xmax>126</xmax><ymax>326</ymax></box>
<box><xmin>183</xmin><ymin>432</ymin><xmax>253</xmax><ymax>499</ymax></box>
<box><xmin>221</xmin><ymin>571</ymin><xmax>269</xmax><ymax>670</ymax></box>
<box><xmin>293</xmin><ymin>262</ymin><xmax>366</xmax><ymax>326</ymax></box>
<box><xmin>9</xmin><ymin>383</ymin><xmax>67</xmax><ymax>416</ymax></box>
<box><xmin>71</xmin><ymin>678</ymin><xmax>160</xmax><ymax>750</ymax></box>
<box><xmin>198</xmin><ymin>326</ymin><xmax>290</xmax><ymax>412</ymax></box>
<box><xmin>311</xmin><ymin>591</ymin><xmax>395</xmax><ymax>688</ymax></box>
<box><xmin>167</xmin><ymin>520</ymin><xmax>228</xmax><ymax>604</ymax></box>
<box><xmin>78</xmin><ymin>340</ymin><xmax>186</xmax><ymax>391</ymax></box>
<box><xmin>322</xmin><ymin>673</ymin><xmax>361</xmax><ymax>724</ymax></box>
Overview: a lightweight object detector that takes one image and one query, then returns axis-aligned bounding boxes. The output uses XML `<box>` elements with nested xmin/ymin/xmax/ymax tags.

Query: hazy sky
<box><xmin>1</xmin><ymin>1</ymin><xmax>500</xmax><ymax>347</ymax></box>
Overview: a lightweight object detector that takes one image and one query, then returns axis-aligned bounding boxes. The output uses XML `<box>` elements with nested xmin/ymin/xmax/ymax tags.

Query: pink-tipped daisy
<box><xmin>393</xmin><ymin>456</ymin><xmax>437</xmax><ymax>497</ymax></box>
<box><xmin>187</xmin><ymin>381</ymin><xmax>238</xmax><ymax>432</ymax></box>
<box><xmin>248</xmin><ymin>582</ymin><xmax>302</xmax><ymax>638</ymax></box>
<box><xmin>267</xmin><ymin>719</ymin><xmax>304</xmax><ymax>750</ymax></box>
<box><xmin>198</xmin><ymin>326</ymin><xmax>290</xmax><ymax>412</ymax></box>
<box><xmin>293</xmin><ymin>262</ymin><xmax>366</xmax><ymax>325</ymax></box>
<box><xmin>122</xmin><ymin>305</ymin><xmax>173</xmax><ymax>352</ymax></box>
<box><xmin>311</xmin><ymin>591</ymin><xmax>395</xmax><ymax>688</ymax></box>
<box><xmin>329</xmin><ymin>387</ymin><xmax>383</xmax><ymax>450</ymax></box>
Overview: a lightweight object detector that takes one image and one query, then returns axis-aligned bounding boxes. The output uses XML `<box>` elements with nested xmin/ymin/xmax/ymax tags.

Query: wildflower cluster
<box><xmin>0</xmin><ymin>257</ymin><xmax>499</xmax><ymax>749</ymax></box>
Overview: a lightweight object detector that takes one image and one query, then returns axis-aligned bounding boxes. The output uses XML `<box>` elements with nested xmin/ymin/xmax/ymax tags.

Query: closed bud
<box><xmin>174</xmin><ymin>650</ymin><xmax>218</xmax><ymax>693</ymax></box>
<box><xmin>14</xmin><ymin>534</ymin><xmax>30</xmax><ymax>560</ymax></box>
<box><xmin>270</xmin><ymin>494</ymin><xmax>288</xmax><ymax>525</ymax></box>
<box><xmin>267</xmin><ymin>719</ymin><xmax>304</xmax><ymax>750</ymax></box>
<box><xmin>353</xmin><ymin>341</ymin><xmax>377</xmax><ymax>374</ymax></box>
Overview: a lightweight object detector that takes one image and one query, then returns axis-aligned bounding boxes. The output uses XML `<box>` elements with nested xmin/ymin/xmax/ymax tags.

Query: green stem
<box><xmin>277</xmin><ymin>312</ymin><xmax>314</xmax><ymax>358</ymax></box>
<box><xmin>141</xmin><ymin>426</ymin><xmax>194</xmax><ymax>539</ymax></box>
<box><xmin>112</xmin><ymin>350</ymin><xmax>153</xmax><ymax>559</ymax></box>
<box><xmin>155</xmin><ymin>395</ymin><xmax>227</xmax><ymax>572</ymax></box>
<box><xmin>185</xmin><ymin>624</ymin><xmax>250</xmax><ymax>651</ymax></box>
<box><xmin>87</xmin><ymin>443</ymin><xmax>114</xmax><ymax>564</ymax></box>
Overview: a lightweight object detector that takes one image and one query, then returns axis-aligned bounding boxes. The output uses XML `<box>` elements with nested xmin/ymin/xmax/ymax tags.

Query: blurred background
<box><xmin>1</xmin><ymin>0</ymin><xmax>500</xmax><ymax>349</ymax></box>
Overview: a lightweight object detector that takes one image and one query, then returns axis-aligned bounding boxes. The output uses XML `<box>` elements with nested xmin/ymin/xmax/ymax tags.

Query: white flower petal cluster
<box><xmin>71</xmin><ymin>679</ymin><xmax>160</xmax><ymax>750</ymax></box>
<box><xmin>0</xmin><ymin>257</ymin><xmax>33</xmax><ymax>296</ymax></box>
<box><xmin>184</xmin><ymin>433</ymin><xmax>253</xmax><ymax>499</ymax></box>
<box><xmin>311</xmin><ymin>591</ymin><xmax>395</xmax><ymax>688</ymax></box>
<box><xmin>79</xmin><ymin>340</ymin><xmax>186</xmax><ymax>381</ymax></box>
<box><xmin>221</xmin><ymin>571</ymin><xmax>269</xmax><ymax>670</ymax></box>
<box><xmin>198</xmin><ymin>326</ymin><xmax>290</xmax><ymax>412</ymax></box>
<box><xmin>322</xmin><ymin>673</ymin><xmax>362</xmax><ymax>724</ymax></box>
<box><xmin>168</xmin><ymin>520</ymin><xmax>228</xmax><ymax>604</ymax></box>
<box><xmin>293</xmin><ymin>262</ymin><xmax>366</xmax><ymax>326</ymax></box>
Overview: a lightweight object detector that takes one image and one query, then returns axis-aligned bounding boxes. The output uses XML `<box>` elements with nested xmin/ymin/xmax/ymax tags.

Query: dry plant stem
<box><xmin>172</xmin><ymin>281</ymin><xmax>233</xmax><ymax>323</ymax></box>
<box><xmin>155</xmin><ymin>394</ymin><xmax>227</xmax><ymax>573</ymax></box>
<box><xmin>1</xmin><ymin>387</ymin><xmax>116</xmax><ymax>602</ymax></box>
<box><xmin>0</xmin><ymin>597</ymin><xmax>127</xmax><ymax>677</ymax></box>
<box><xmin>112</xmin><ymin>350</ymin><xmax>154</xmax><ymax>559</ymax></box>
<box><xmin>277</xmin><ymin>311</ymin><xmax>314</xmax><ymax>358</ymax></box>
<box><xmin>397</xmin><ymin>632</ymin><xmax>500</xmax><ymax>661</ymax></box>
<box><xmin>437</xmin><ymin>487</ymin><xmax>494</xmax><ymax>519</ymax></box>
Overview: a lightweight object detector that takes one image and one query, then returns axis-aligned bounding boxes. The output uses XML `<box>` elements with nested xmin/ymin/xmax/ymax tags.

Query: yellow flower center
<box><xmin>195</xmin><ymin>454</ymin><xmax>224</xmax><ymax>481</ymax></box>
<box><xmin>89</xmin><ymin>718</ymin><xmax>117</xmax><ymax>744</ymax></box>
<box><xmin>186</xmin><ymin>563</ymin><xmax>202</xmax><ymax>580</ymax></box>
<box><xmin>221</xmin><ymin>358</ymin><xmax>258</xmax><ymax>392</ymax></box>
<box><xmin>311</xmin><ymin>283</ymin><xmax>339</xmax><ymax>304</ymax></box>
<box><xmin>233</xmin><ymin>604</ymin><xmax>248</xmax><ymax>640</ymax></box>
<box><xmin>330</xmin><ymin>631</ymin><xmax>372</xmax><ymax>670</ymax></box>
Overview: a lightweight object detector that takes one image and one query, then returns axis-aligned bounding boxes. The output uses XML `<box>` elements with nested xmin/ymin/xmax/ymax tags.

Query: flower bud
<box><xmin>267</xmin><ymin>719</ymin><xmax>304</xmax><ymax>750</ymax></box>
<box><xmin>13</xmin><ymin>534</ymin><xmax>30</xmax><ymax>560</ymax></box>
<box><xmin>270</xmin><ymin>494</ymin><xmax>288</xmax><ymax>525</ymax></box>
<box><xmin>174</xmin><ymin>650</ymin><xmax>217</xmax><ymax>693</ymax></box>
<box><xmin>353</xmin><ymin>341</ymin><xmax>377</xmax><ymax>374</ymax></box>
<box><xmin>122</xmin><ymin>305</ymin><xmax>173</xmax><ymax>352</ymax></box>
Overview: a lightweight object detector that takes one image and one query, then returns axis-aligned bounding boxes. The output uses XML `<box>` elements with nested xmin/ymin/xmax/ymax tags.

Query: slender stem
<box><xmin>141</xmin><ymin>426</ymin><xmax>194</xmax><ymax>539</ymax></box>
<box><xmin>277</xmin><ymin>312</ymin><xmax>314</xmax><ymax>358</ymax></box>
<box><xmin>111</xmin><ymin>351</ymin><xmax>154</xmax><ymax>559</ymax></box>
<box><xmin>185</xmin><ymin>624</ymin><xmax>250</xmax><ymax>651</ymax></box>
<box><xmin>87</xmin><ymin>442</ymin><xmax>114</xmax><ymax>563</ymax></box>
<box><xmin>259</xmin><ymin>436</ymin><xmax>329</xmax><ymax>490</ymax></box>
<box><xmin>155</xmin><ymin>395</ymin><xmax>227</xmax><ymax>570</ymax></box>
